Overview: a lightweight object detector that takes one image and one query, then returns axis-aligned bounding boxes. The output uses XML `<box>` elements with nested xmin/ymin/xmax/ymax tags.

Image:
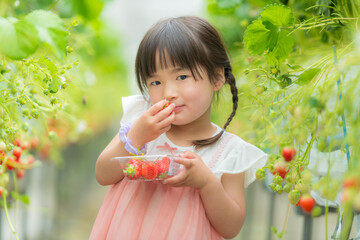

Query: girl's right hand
<box><xmin>127</xmin><ymin>99</ymin><xmax>175</xmax><ymax>148</ymax></box>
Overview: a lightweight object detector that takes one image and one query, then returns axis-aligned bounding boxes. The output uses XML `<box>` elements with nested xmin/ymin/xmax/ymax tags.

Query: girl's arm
<box><xmin>95</xmin><ymin>99</ymin><xmax>175</xmax><ymax>186</ymax></box>
<box><xmin>163</xmin><ymin>151</ymin><xmax>246</xmax><ymax>239</ymax></box>
<box><xmin>199</xmin><ymin>172</ymin><xmax>246</xmax><ymax>239</ymax></box>
<box><xmin>95</xmin><ymin>134</ymin><xmax>129</xmax><ymax>185</ymax></box>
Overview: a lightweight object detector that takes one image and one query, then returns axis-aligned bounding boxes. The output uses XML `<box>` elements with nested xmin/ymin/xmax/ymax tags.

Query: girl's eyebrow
<box><xmin>147</xmin><ymin>67</ymin><xmax>187</xmax><ymax>79</ymax></box>
<box><xmin>172</xmin><ymin>67</ymin><xmax>186</xmax><ymax>73</ymax></box>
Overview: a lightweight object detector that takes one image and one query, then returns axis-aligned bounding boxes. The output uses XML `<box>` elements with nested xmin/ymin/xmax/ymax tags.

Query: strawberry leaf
<box><xmin>11</xmin><ymin>192</ymin><xmax>30</xmax><ymax>205</ymax></box>
<box><xmin>0</xmin><ymin>17</ymin><xmax>39</xmax><ymax>60</ymax></box>
<box><xmin>296</xmin><ymin>68</ymin><xmax>321</xmax><ymax>85</ymax></box>
<box><xmin>25</xmin><ymin>10</ymin><xmax>68</xmax><ymax>59</ymax></box>
<box><xmin>244</xmin><ymin>4</ymin><xmax>295</xmax><ymax>65</ymax></box>
<box><xmin>244</xmin><ymin>18</ymin><xmax>269</xmax><ymax>55</ymax></box>
<box><xmin>260</xmin><ymin>4</ymin><xmax>294</xmax><ymax>28</ymax></box>
<box><xmin>265</xmin><ymin>29</ymin><xmax>294</xmax><ymax>65</ymax></box>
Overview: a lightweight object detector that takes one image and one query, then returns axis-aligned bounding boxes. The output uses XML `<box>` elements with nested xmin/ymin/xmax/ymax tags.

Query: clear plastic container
<box><xmin>111</xmin><ymin>155</ymin><xmax>181</xmax><ymax>181</ymax></box>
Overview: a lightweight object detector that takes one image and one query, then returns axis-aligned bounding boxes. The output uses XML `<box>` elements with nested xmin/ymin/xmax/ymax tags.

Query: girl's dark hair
<box><xmin>135</xmin><ymin>16</ymin><xmax>238</xmax><ymax>149</ymax></box>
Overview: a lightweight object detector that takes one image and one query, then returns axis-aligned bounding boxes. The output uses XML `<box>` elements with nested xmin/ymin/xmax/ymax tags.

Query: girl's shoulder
<box><xmin>208</xmin><ymin>127</ymin><xmax>268</xmax><ymax>187</ymax></box>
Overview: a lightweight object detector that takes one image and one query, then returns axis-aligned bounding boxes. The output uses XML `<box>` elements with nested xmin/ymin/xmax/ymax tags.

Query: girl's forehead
<box><xmin>154</xmin><ymin>50</ymin><xmax>187</xmax><ymax>71</ymax></box>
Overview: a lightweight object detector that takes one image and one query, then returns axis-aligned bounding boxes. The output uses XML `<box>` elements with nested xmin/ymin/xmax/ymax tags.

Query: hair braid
<box><xmin>192</xmin><ymin>66</ymin><xmax>238</xmax><ymax>149</ymax></box>
<box><xmin>223</xmin><ymin>67</ymin><xmax>238</xmax><ymax>130</ymax></box>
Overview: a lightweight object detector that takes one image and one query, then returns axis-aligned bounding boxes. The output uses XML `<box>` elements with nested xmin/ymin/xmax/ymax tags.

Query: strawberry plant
<box><xmin>0</xmin><ymin>0</ymin><xmax>128</xmax><ymax>238</ymax></box>
<box><xmin>208</xmin><ymin>0</ymin><xmax>360</xmax><ymax>239</ymax></box>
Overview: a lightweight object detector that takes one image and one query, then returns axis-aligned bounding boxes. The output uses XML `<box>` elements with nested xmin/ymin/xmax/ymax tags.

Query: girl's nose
<box><xmin>163</xmin><ymin>83</ymin><xmax>177</xmax><ymax>100</ymax></box>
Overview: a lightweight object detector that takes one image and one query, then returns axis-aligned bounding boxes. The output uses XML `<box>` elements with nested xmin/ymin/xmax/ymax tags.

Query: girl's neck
<box><xmin>166</xmin><ymin>120</ymin><xmax>217</xmax><ymax>147</ymax></box>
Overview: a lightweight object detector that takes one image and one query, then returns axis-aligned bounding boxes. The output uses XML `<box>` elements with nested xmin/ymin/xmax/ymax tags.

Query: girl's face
<box><xmin>146</xmin><ymin>55</ymin><xmax>222</xmax><ymax>126</ymax></box>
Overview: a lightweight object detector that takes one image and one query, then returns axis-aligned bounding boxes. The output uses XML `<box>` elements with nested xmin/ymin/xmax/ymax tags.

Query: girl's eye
<box><xmin>176</xmin><ymin>75</ymin><xmax>187</xmax><ymax>80</ymax></box>
<box><xmin>150</xmin><ymin>81</ymin><xmax>161</xmax><ymax>86</ymax></box>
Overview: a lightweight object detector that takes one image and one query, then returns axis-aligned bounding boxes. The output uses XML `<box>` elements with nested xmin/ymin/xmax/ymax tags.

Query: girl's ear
<box><xmin>213</xmin><ymin>68</ymin><xmax>226</xmax><ymax>92</ymax></box>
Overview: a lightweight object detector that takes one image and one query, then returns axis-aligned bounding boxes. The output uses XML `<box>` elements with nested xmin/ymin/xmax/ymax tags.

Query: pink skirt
<box><xmin>89</xmin><ymin>179</ymin><xmax>222</xmax><ymax>240</ymax></box>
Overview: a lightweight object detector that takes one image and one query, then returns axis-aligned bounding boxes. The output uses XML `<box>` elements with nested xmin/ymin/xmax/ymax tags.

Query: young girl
<box><xmin>90</xmin><ymin>16</ymin><xmax>267</xmax><ymax>240</ymax></box>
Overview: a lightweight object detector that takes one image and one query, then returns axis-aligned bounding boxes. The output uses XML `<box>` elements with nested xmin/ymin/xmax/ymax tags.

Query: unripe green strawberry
<box><xmin>295</xmin><ymin>180</ymin><xmax>311</xmax><ymax>194</ymax></box>
<box><xmin>31</xmin><ymin>109</ymin><xmax>40</xmax><ymax>119</ymax></box>
<box><xmin>273</xmin><ymin>175</ymin><xmax>283</xmax><ymax>185</ymax></box>
<box><xmin>283</xmin><ymin>183</ymin><xmax>291</xmax><ymax>193</ymax></box>
<box><xmin>311</xmin><ymin>206</ymin><xmax>323</xmax><ymax>217</ymax></box>
<box><xmin>256</xmin><ymin>168</ymin><xmax>266</xmax><ymax>180</ymax></box>
<box><xmin>269</xmin><ymin>183</ymin><xmax>277</xmax><ymax>192</ymax></box>
<box><xmin>271</xmin><ymin>67</ymin><xmax>279</xmax><ymax>75</ymax></box>
<box><xmin>288</xmin><ymin>189</ymin><xmax>301</xmax><ymax>205</ymax></box>
<box><xmin>255</xmin><ymin>85</ymin><xmax>266</xmax><ymax>95</ymax></box>
<box><xmin>275</xmin><ymin>185</ymin><xmax>282</xmax><ymax>194</ymax></box>
<box><xmin>301</xmin><ymin>169</ymin><xmax>313</xmax><ymax>183</ymax></box>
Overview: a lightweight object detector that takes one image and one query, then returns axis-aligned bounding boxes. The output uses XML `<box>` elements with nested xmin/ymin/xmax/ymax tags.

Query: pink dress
<box><xmin>90</xmin><ymin>180</ymin><xmax>222</xmax><ymax>240</ymax></box>
<box><xmin>89</xmin><ymin>95</ymin><xmax>267</xmax><ymax>240</ymax></box>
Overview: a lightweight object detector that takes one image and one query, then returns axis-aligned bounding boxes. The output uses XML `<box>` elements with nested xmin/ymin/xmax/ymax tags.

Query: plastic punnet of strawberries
<box><xmin>113</xmin><ymin>155</ymin><xmax>179</xmax><ymax>181</ymax></box>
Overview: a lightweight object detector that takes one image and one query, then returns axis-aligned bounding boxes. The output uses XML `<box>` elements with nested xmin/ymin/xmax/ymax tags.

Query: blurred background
<box><xmin>1</xmin><ymin>0</ymin><xmax>360</xmax><ymax>239</ymax></box>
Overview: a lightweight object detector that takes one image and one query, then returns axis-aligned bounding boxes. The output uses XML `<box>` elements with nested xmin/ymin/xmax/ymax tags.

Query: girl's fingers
<box><xmin>147</xmin><ymin>99</ymin><xmax>168</xmax><ymax>116</ymax></box>
<box><xmin>158</xmin><ymin>111</ymin><xmax>175</xmax><ymax>129</ymax></box>
<box><xmin>154</xmin><ymin>103</ymin><xmax>175</xmax><ymax>121</ymax></box>
<box><xmin>179</xmin><ymin>151</ymin><xmax>198</xmax><ymax>160</ymax></box>
<box><xmin>174</xmin><ymin>157</ymin><xmax>193</xmax><ymax>168</ymax></box>
<box><xmin>163</xmin><ymin>170</ymin><xmax>187</xmax><ymax>185</ymax></box>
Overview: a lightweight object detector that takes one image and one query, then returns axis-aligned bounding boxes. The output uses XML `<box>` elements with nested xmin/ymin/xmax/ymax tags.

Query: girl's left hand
<box><xmin>163</xmin><ymin>151</ymin><xmax>214</xmax><ymax>189</ymax></box>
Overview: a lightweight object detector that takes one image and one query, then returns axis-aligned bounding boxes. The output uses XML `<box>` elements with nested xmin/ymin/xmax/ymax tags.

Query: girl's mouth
<box><xmin>173</xmin><ymin>105</ymin><xmax>184</xmax><ymax>113</ymax></box>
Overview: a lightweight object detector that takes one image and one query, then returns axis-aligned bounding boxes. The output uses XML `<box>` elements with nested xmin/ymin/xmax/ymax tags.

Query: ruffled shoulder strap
<box><xmin>212</xmin><ymin>133</ymin><xmax>268</xmax><ymax>188</ymax></box>
<box><xmin>120</xmin><ymin>95</ymin><xmax>151</xmax><ymax>126</ymax></box>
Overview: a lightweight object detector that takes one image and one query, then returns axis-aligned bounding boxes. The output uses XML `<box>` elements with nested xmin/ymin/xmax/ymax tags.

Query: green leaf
<box><xmin>244</xmin><ymin>4</ymin><xmax>295</xmax><ymax>64</ymax></box>
<box><xmin>49</xmin><ymin>77</ymin><xmax>61</xmax><ymax>93</ymax></box>
<box><xmin>244</xmin><ymin>18</ymin><xmax>269</xmax><ymax>55</ymax></box>
<box><xmin>216</xmin><ymin>0</ymin><xmax>242</xmax><ymax>9</ymax></box>
<box><xmin>265</xmin><ymin>29</ymin><xmax>294</xmax><ymax>65</ymax></box>
<box><xmin>11</xmin><ymin>192</ymin><xmax>30</xmax><ymax>205</ymax></box>
<box><xmin>296</xmin><ymin>68</ymin><xmax>320</xmax><ymax>85</ymax></box>
<box><xmin>25</xmin><ymin>10</ymin><xmax>68</xmax><ymax>59</ymax></box>
<box><xmin>67</xmin><ymin>0</ymin><xmax>104</xmax><ymax>20</ymax></box>
<box><xmin>287</xmin><ymin>64</ymin><xmax>303</xmax><ymax>71</ymax></box>
<box><xmin>0</xmin><ymin>17</ymin><xmax>39</xmax><ymax>60</ymax></box>
<box><xmin>262</xmin><ymin>20</ymin><xmax>278</xmax><ymax>51</ymax></box>
<box><xmin>260</xmin><ymin>4</ymin><xmax>294</xmax><ymax>27</ymax></box>
<box><xmin>42</xmin><ymin>57</ymin><xmax>58</xmax><ymax>75</ymax></box>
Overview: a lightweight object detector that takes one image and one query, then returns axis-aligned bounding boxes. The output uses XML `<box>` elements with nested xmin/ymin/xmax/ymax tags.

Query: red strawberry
<box><xmin>162</xmin><ymin>101</ymin><xmax>171</xmax><ymax>109</ymax></box>
<box><xmin>142</xmin><ymin>162</ymin><xmax>158</xmax><ymax>180</ymax></box>
<box><xmin>282</xmin><ymin>147</ymin><xmax>296</xmax><ymax>162</ymax></box>
<box><xmin>0</xmin><ymin>186</ymin><xmax>3</xmax><ymax>196</ymax></box>
<box><xmin>6</xmin><ymin>157</ymin><xmax>15</xmax><ymax>171</ymax></box>
<box><xmin>13</xmin><ymin>148</ymin><xmax>22</xmax><ymax>159</ymax></box>
<box><xmin>124</xmin><ymin>158</ymin><xmax>142</xmax><ymax>180</ymax></box>
<box><xmin>298</xmin><ymin>194</ymin><xmax>316</xmax><ymax>214</ymax></box>
<box><xmin>30</xmin><ymin>137</ymin><xmax>39</xmax><ymax>150</ymax></box>
<box><xmin>14</xmin><ymin>139</ymin><xmax>22</xmax><ymax>147</ymax></box>
<box><xmin>0</xmin><ymin>150</ymin><xmax>5</xmax><ymax>164</ymax></box>
<box><xmin>156</xmin><ymin>157</ymin><xmax>171</xmax><ymax>174</ymax></box>
<box><xmin>16</xmin><ymin>169</ymin><xmax>26</xmax><ymax>179</ymax></box>
<box><xmin>273</xmin><ymin>161</ymin><xmax>288</xmax><ymax>179</ymax></box>
<box><xmin>27</xmin><ymin>155</ymin><xmax>35</xmax><ymax>164</ymax></box>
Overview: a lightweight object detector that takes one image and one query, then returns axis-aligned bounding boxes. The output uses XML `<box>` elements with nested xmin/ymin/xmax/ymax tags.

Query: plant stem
<box><xmin>2</xmin><ymin>190</ymin><xmax>20</xmax><ymax>240</ymax></box>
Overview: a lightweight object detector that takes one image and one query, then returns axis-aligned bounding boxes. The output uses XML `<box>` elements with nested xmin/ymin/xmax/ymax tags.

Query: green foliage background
<box><xmin>0</xmin><ymin>0</ymin><xmax>128</xmax><ymax>238</ymax></box>
<box><xmin>207</xmin><ymin>0</ymin><xmax>360</xmax><ymax>238</ymax></box>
